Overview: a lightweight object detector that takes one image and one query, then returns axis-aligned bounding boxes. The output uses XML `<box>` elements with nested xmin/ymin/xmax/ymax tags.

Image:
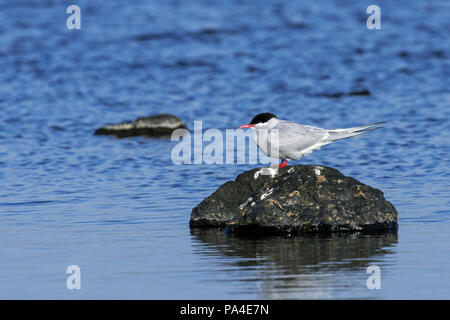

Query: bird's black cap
<box><xmin>250</xmin><ymin>112</ymin><xmax>277</xmax><ymax>125</ymax></box>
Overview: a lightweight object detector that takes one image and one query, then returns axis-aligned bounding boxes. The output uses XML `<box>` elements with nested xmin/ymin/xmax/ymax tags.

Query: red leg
<box><xmin>278</xmin><ymin>159</ymin><xmax>287</xmax><ymax>168</ymax></box>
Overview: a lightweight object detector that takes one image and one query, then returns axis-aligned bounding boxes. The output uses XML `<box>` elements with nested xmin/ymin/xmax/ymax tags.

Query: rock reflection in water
<box><xmin>190</xmin><ymin>228</ymin><xmax>398</xmax><ymax>299</ymax></box>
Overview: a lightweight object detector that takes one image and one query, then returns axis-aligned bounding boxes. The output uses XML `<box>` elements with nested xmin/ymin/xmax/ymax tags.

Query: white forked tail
<box><xmin>326</xmin><ymin>122</ymin><xmax>385</xmax><ymax>142</ymax></box>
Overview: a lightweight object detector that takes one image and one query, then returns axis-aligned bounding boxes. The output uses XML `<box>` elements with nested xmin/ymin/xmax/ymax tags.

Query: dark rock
<box><xmin>94</xmin><ymin>114</ymin><xmax>187</xmax><ymax>138</ymax></box>
<box><xmin>190</xmin><ymin>165</ymin><xmax>398</xmax><ymax>234</ymax></box>
<box><xmin>312</xmin><ymin>89</ymin><xmax>371</xmax><ymax>98</ymax></box>
<box><xmin>321</xmin><ymin>92</ymin><xmax>346</xmax><ymax>98</ymax></box>
<box><xmin>347</xmin><ymin>89</ymin><xmax>371</xmax><ymax>96</ymax></box>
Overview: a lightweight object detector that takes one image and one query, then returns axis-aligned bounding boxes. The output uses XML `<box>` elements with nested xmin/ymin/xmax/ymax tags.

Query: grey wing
<box><xmin>269</xmin><ymin>122</ymin><xmax>329</xmax><ymax>160</ymax></box>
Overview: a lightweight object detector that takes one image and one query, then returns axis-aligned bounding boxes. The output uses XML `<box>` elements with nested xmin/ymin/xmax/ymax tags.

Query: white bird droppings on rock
<box><xmin>314</xmin><ymin>166</ymin><xmax>323</xmax><ymax>176</ymax></box>
<box><xmin>260</xmin><ymin>188</ymin><xmax>274</xmax><ymax>200</ymax></box>
<box><xmin>254</xmin><ymin>167</ymin><xmax>279</xmax><ymax>179</ymax></box>
<box><xmin>239</xmin><ymin>197</ymin><xmax>253</xmax><ymax>210</ymax></box>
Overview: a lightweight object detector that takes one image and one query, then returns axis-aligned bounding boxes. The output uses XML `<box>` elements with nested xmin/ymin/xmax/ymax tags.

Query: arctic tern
<box><xmin>239</xmin><ymin>113</ymin><xmax>384</xmax><ymax>168</ymax></box>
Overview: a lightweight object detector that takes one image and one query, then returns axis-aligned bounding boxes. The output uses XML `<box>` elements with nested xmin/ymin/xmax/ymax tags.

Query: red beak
<box><xmin>238</xmin><ymin>124</ymin><xmax>255</xmax><ymax>129</ymax></box>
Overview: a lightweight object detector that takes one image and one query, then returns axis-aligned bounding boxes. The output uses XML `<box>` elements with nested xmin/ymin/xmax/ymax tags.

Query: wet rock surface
<box><xmin>94</xmin><ymin>114</ymin><xmax>186</xmax><ymax>138</ymax></box>
<box><xmin>190</xmin><ymin>165</ymin><xmax>398</xmax><ymax>234</ymax></box>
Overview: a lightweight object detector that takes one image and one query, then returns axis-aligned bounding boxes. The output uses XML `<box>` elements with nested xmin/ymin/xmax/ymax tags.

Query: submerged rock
<box><xmin>94</xmin><ymin>114</ymin><xmax>186</xmax><ymax>138</ymax></box>
<box><xmin>313</xmin><ymin>89</ymin><xmax>371</xmax><ymax>98</ymax></box>
<box><xmin>190</xmin><ymin>165</ymin><xmax>398</xmax><ymax>234</ymax></box>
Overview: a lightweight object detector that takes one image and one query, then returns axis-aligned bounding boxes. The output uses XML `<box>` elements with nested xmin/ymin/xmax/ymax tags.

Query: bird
<box><xmin>238</xmin><ymin>112</ymin><xmax>384</xmax><ymax>168</ymax></box>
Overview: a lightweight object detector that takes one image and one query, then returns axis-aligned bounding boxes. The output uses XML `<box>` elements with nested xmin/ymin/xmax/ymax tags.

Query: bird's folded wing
<box><xmin>271</xmin><ymin>122</ymin><xmax>328</xmax><ymax>153</ymax></box>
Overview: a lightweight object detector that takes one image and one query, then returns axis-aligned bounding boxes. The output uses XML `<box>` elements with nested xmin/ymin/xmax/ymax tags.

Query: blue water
<box><xmin>0</xmin><ymin>0</ymin><xmax>449</xmax><ymax>299</ymax></box>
